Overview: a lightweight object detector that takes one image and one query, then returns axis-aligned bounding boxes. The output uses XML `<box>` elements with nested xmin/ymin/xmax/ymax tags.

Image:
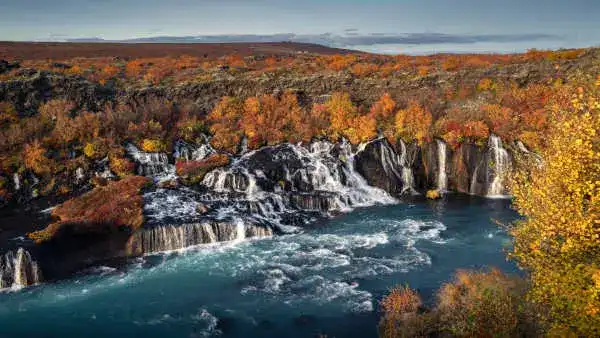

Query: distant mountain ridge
<box><xmin>65</xmin><ymin>32</ymin><xmax>558</xmax><ymax>48</ymax></box>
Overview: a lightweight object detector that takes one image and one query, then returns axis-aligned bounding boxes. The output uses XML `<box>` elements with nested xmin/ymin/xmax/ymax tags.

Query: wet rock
<box><xmin>354</xmin><ymin>138</ymin><xmax>405</xmax><ymax>195</ymax></box>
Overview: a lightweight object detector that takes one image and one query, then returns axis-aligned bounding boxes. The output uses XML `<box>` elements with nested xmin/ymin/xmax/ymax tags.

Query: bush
<box><xmin>379</xmin><ymin>286</ymin><xmax>434</xmax><ymax>338</ymax></box>
<box><xmin>28</xmin><ymin>176</ymin><xmax>151</xmax><ymax>243</ymax></box>
<box><xmin>23</xmin><ymin>140</ymin><xmax>55</xmax><ymax>176</ymax></box>
<box><xmin>176</xmin><ymin>153</ymin><xmax>230</xmax><ymax>184</ymax></box>
<box><xmin>426</xmin><ymin>189</ymin><xmax>441</xmax><ymax>200</ymax></box>
<box><xmin>436</xmin><ymin>268</ymin><xmax>530</xmax><ymax>337</ymax></box>
<box><xmin>109</xmin><ymin>154</ymin><xmax>135</xmax><ymax>178</ymax></box>
<box><xmin>379</xmin><ymin>269</ymin><xmax>539</xmax><ymax>338</ymax></box>
<box><xmin>83</xmin><ymin>139</ymin><xmax>108</xmax><ymax>160</ymax></box>
<box><xmin>140</xmin><ymin>138</ymin><xmax>166</xmax><ymax>153</ymax></box>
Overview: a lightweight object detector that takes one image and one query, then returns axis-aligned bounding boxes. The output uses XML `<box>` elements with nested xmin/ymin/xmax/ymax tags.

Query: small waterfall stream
<box><xmin>173</xmin><ymin>139</ymin><xmax>215</xmax><ymax>161</ymax></box>
<box><xmin>436</xmin><ymin>140</ymin><xmax>448</xmax><ymax>192</ymax></box>
<box><xmin>126</xmin><ymin>144</ymin><xmax>174</xmax><ymax>179</ymax></box>
<box><xmin>0</xmin><ymin>248</ymin><xmax>42</xmax><ymax>290</ymax></box>
<box><xmin>128</xmin><ymin>222</ymin><xmax>273</xmax><ymax>254</ymax></box>
<box><xmin>487</xmin><ymin>135</ymin><xmax>511</xmax><ymax>196</ymax></box>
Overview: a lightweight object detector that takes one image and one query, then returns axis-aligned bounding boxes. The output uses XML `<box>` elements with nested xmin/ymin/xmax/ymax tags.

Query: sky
<box><xmin>1</xmin><ymin>0</ymin><xmax>599</xmax><ymax>54</ymax></box>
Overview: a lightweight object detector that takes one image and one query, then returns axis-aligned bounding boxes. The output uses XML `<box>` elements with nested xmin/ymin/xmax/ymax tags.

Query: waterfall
<box><xmin>487</xmin><ymin>135</ymin><xmax>511</xmax><ymax>196</ymax></box>
<box><xmin>397</xmin><ymin>140</ymin><xmax>417</xmax><ymax>194</ymax></box>
<box><xmin>0</xmin><ymin>248</ymin><xmax>42</xmax><ymax>290</ymax></box>
<box><xmin>436</xmin><ymin>140</ymin><xmax>448</xmax><ymax>192</ymax></box>
<box><xmin>12</xmin><ymin>173</ymin><xmax>20</xmax><ymax>191</ymax></box>
<box><xmin>140</xmin><ymin>140</ymin><xmax>397</xmax><ymax>253</ymax></box>
<box><xmin>201</xmin><ymin>141</ymin><xmax>395</xmax><ymax>215</ymax></box>
<box><xmin>235</xmin><ymin>219</ymin><xmax>246</xmax><ymax>242</ymax></box>
<box><xmin>173</xmin><ymin>139</ymin><xmax>214</xmax><ymax>161</ymax></box>
<box><xmin>126</xmin><ymin>143</ymin><xmax>174</xmax><ymax>179</ymax></box>
<box><xmin>469</xmin><ymin>164</ymin><xmax>481</xmax><ymax>195</ymax></box>
<box><xmin>129</xmin><ymin>222</ymin><xmax>272</xmax><ymax>254</ymax></box>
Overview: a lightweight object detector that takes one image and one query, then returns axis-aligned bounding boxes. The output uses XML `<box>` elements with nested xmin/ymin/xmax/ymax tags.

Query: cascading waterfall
<box><xmin>436</xmin><ymin>140</ymin><xmax>448</xmax><ymax>192</ymax></box>
<box><xmin>140</xmin><ymin>140</ymin><xmax>399</xmax><ymax>254</ymax></box>
<box><xmin>235</xmin><ymin>219</ymin><xmax>246</xmax><ymax>242</ymax></box>
<box><xmin>396</xmin><ymin>140</ymin><xmax>417</xmax><ymax>194</ymax></box>
<box><xmin>0</xmin><ymin>248</ymin><xmax>42</xmax><ymax>290</ymax></box>
<box><xmin>129</xmin><ymin>222</ymin><xmax>272</xmax><ymax>254</ymax></box>
<box><xmin>469</xmin><ymin>164</ymin><xmax>481</xmax><ymax>195</ymax></box>
<box><xmin>173</xmin><ymin>139</ymin><xmax>215</xmax><ymax>161</ymax></box>
<box><xmin>12</xmin><ymin>173</ymin><xmax>20</xmax><ymax>191</ymax></box>
<box><xmin>201</xmin><ymin>141</ymin><xmax>395</xmax><ymax>215</ymax></box>
<box><xmin>126</xmin><ymin>143</ymin><xmax>174</xmax><ymax>179</ymax></box>
<box><xmin>487</xmin><ymin>135</ymin><xmax>511</xmax><ymax>196</ymax></box>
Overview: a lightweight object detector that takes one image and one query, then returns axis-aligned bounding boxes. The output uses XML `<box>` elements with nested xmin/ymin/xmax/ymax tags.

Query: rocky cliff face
<box><xmin>354</xmin><ymin>136</ymin><xmax>516</xmax><ymax>198</ymax></box>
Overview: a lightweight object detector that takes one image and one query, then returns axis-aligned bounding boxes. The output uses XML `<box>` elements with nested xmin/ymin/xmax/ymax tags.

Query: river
<box><xmin>0</xmin><ymin>196</ymin><xmax>517</xmax><ymax>338</ymax></box>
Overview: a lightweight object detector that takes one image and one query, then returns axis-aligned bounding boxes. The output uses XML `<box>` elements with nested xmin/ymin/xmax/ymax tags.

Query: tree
<box><xmin>206</xmin><ymin>97</ymin><xmax>244</xmax><ymax>153</ymax></box>
<box><xmin>323</xmin><ymin>92</ymin><xmax>376</xmax><ymax>144</ymax></box>
<box><xmin>510</xmin><ymin>86</ymin><xmax>600</xmax><ymax>335</ymax></box>
<box><xmin>369</xmin><ymin>93</ymin><xmax>397</xmax><ymax>137</ymax></box>
<box><xmin>394</xmin><ymin>100</ymin><xmax>433</xmax><ymax>144</ymax></box>
<box><xmin>23</xmin><ymin>140</ymin><xmax>54</xmax><ymax>176</ymax></box>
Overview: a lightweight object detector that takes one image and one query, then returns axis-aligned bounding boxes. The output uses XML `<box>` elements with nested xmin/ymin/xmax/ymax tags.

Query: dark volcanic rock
<box><xmin>354</xmin><ymin>138</ymin><xmax>406</xmax><ymax>195</ymax></box>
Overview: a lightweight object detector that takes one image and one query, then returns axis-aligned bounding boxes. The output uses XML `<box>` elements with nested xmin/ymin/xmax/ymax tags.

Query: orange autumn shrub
<box><xmin>140</xmin><ymin>138</ymin><xmax>167</xmax><ymax>153</ymax></box>
<box><xmin>380</xmin><ymin>269</ymin><xmax>537</xmax><ymax>338</ymax></box>
<box><xmin>350</xmin><ymin>63</ymin><xmax>379</xmax><ymax>77</ymax></box>
<box><xmin>462</xmin><ymin>120</ymin><xmax>490</xmax><ymax>145</ymax></box>
<box><xmin>23</xmin><ymin>140</ymin><xmax>55</xmax><ymax>176</ymax></box>
<box><xmin>207</xmin><ymin>96</ymin><xmax>244</xmax><ymax>153</ymax></box>
<box><xmin>369</xmin><ymin>93</ymin><xmax>397</xmax><ymax>135</ymax></box>
<box><xmin>176</xmin><ymin>153</ymin><xmax>230</xmax><ymax>184</ymax></box>
<box><xmin>394</xmin><ymin>100</ymin><xmax>433</xmax><ymax>144</ymax></box>
<box><xmin>436</xmin><ymin>268</ymin><xmax>532</xmax><ymax>337</ymax></box>
<box><xmin>28</xmin><ymin>176</ymin><xmax>152</xmax><ymax>243</ymax></box>
<box><xmin>323</xmin><ymin>92</ymin><xmax>376</xmax><ymax>144</ymax></box>
<box><xmin>379</xmin><ymin>286</ymin><xmax>430</xmax><ymax>338</ymax></box>
<box><xmin>109</xmin><ymin>154</ymin><xmax>135</xmax><ymax>178</ymax></box>
<box><xmin>240</xmin><ymin>92</ymin><xmax>307</xmax><ymax>148</ymax></box>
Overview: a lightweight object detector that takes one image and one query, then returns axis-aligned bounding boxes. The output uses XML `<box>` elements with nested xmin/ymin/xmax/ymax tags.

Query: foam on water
<box><xmin>0</xmin><ymin>198</ymin><xmax>520</xmax><ymax>338</ymax></box>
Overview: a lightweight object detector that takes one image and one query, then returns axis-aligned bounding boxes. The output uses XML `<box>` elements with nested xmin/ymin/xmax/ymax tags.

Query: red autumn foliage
<box><xmin>175</xmin><ymin>154</ymin><xmax>230</xmax><ymax>184</ymax></box>
<box><xmin>28</xmin><ymin>176</ymin><xmax>151</xmax><ymax>243</ymax></box>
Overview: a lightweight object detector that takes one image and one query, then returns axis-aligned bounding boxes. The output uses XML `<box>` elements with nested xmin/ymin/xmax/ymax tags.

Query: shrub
<box><xmin>379</xmin><ymin>286</ymin><xmax>433</xmax><ymax>338</ymax></box>
<box><xmin>436</xmin><ymin>268</ymin><xmax>529</xmax><ymax>337</ymax></box>
<box><xmin>426</xmin><ymin>189</ymin><xmax>441</xmax><ymax>200</ymax></box>
<box><xmin>23</xmin><ymin>140</ymin><xmax>55</xmax><ymax>176</ymax></box>
<box><xmin>109</xmin><ymin>154</ymin><xmax>135</xmax><ymax>178</ymax></box>
<box><xmin>207</xmin><ymin>96</ymin><xmax>244</xmax><ymax>153</ymax></box>
<box><xmin>83</xmin><ymin>139</ymin><xmax>108</xmax><ymax>160</ymax></box>
<box><xmin>28</xmin><ymin>176</ymin><xmax>152</xmax><ymax>243</ymax></box>
<box><xmin>395</xmin><ymin>100</ymin><xmax>433</xmax><ymax>144</ymax></box>
<box><xmin>140</xmin><ymin>138</ymin><xmax>166</xmax><ymax>153</ymax></box>
<box><xmin>379</xmin><ymin>269</ymin><xmax>538</xmax><ymax>338</ymax></box>
<box><xmin>176</xmin><ymin>153</ymin><xmax>230</xmax><ymax>184</ymax></box>
<box><xmin>323</xmin><ymin>92</ymin><xmax>377</xmax><ymax>144</ymax></box>
<box><xmin>370</xmin><ymin>93</ymin><xmax>397</xmax><ymax>136</ymax></box>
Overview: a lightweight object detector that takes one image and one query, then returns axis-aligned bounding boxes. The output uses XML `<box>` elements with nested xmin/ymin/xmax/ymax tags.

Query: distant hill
<box><xmin>0</xmin><ymin>41</ymin><xmax>357</xmax><ymax>61</ymax></box>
